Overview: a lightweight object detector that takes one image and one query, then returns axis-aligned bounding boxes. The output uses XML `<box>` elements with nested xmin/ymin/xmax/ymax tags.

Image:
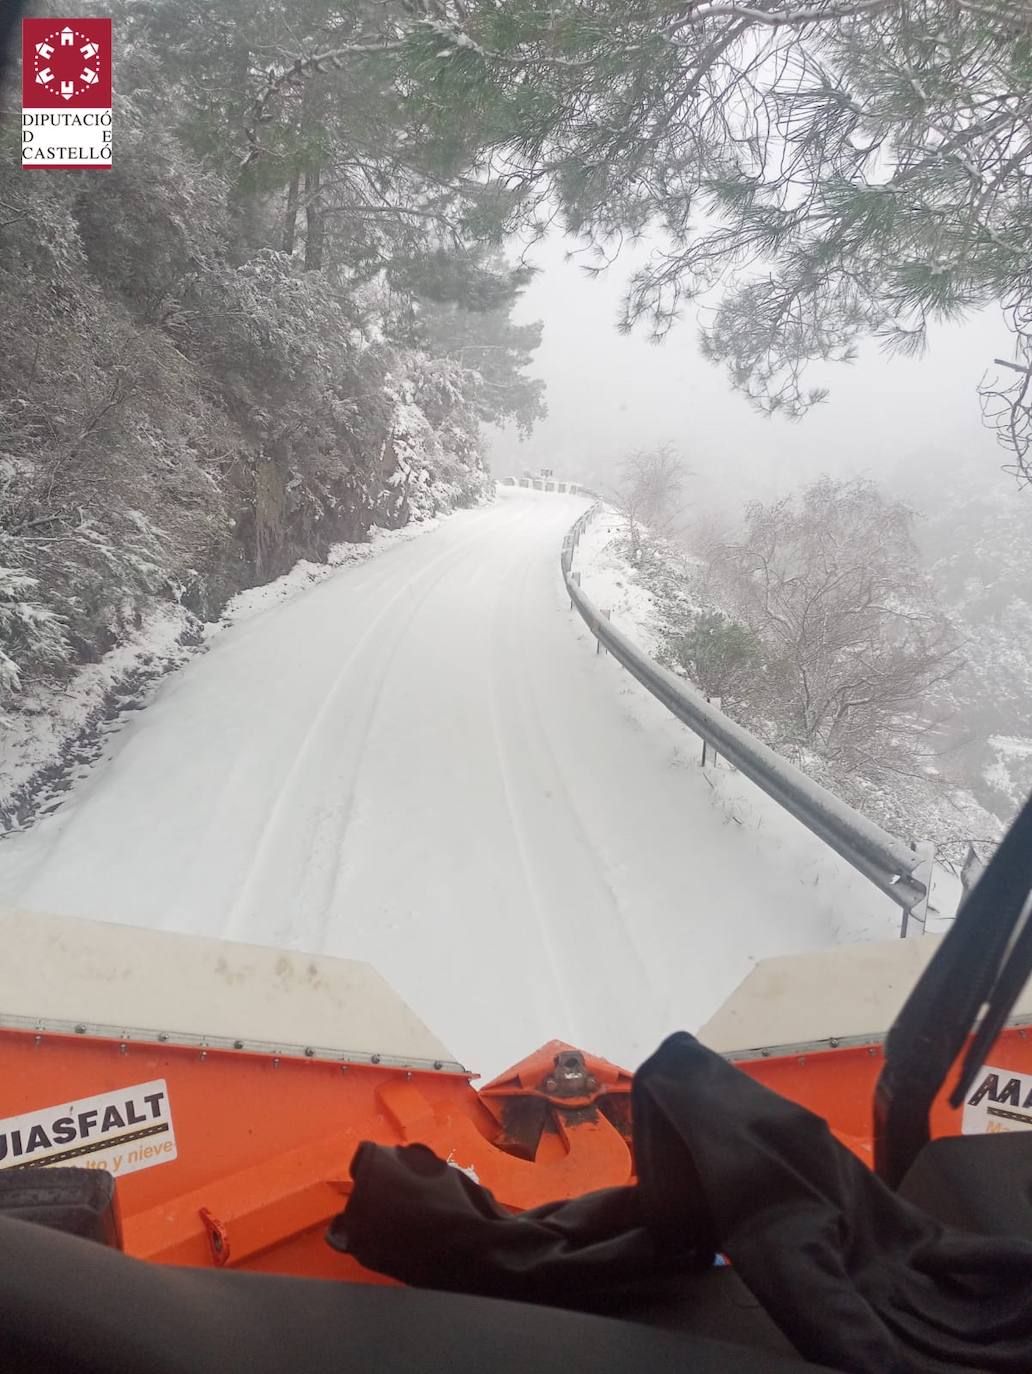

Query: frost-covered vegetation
<box><xmin>236</xmin><ymin>0</ymin><xmax>1032</xmax><ymax>479</ymax></box>
<box><xmin>592</xmin><ymin>457</ymin><xmax>1023</xmax><ymax>870</ymax></box>
<box><xmin>0</xmin><ymin>0</ymin><xmax>544</xmax><ymax>813</ymax></box>
<box><xmin>916</xmin><ymin>473</ymin><xmax>1032</xmax><ymax>824</ymax></box>
<box><xmin>3</xmin><ymin>0</ymin><xmax>1030</xmax><ymax>856</ymax></box>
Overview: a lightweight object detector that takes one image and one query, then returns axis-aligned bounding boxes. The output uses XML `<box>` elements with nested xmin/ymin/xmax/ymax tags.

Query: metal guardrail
<box><xmin>499</xmin><ymin>476</ymin><xmax>599</xmax><ymax>497</ymax></box>
<box><xmin>562</xmin><ymin>505</ymin><xmax>931</xmax><ymax>920</ymax></box>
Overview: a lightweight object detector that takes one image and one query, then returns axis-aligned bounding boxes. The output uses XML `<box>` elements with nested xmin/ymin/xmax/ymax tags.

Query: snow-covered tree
<box><xmin>0</xmin><ymin>568</ymin><xmax>68</xmax><ymax>707</ymax></box>
<box><xmin>0</xmin><ymin>0</ymin><xmax>541</xmax><ymax>727</ymax></box>
<box><xmin>251</xmin><ymin>0</ymin><xmax>1032</xmax><ymax>480</ymax></box>
<box><xmin>617</xmin><ymin>446</ymin><xmax>690</xmax><ymax>559</ymax></box>
<box><xmin>709</xmin><ymin>478</ymin><xmax>963</xmax><ymax>762</ymax></box>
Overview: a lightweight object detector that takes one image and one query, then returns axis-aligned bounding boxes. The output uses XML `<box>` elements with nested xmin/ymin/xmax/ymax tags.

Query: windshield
<box><xmin>1</xmin><ymin>0</ymin><xmax>1030</xmax><ymax>1084</ymax></box>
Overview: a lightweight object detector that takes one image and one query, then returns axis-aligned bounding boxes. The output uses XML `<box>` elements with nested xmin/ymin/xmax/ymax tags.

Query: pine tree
<box><xmin>251</xmin><ymin>0</ymin><xmax>1032</xmax><ymax>482</ymax></box>
<box><xmin>0</xmin><ymin>0</ymin><xmax>544</xmax><ymax>723</ymax></box>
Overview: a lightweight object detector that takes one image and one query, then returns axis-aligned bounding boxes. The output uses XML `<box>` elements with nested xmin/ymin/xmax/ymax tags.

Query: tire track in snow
<box><xmin>504</xmin><ymin>556</ymin><xmax>661</xmax><ymax>1055</ymax></box>
<box><xmin>0</xmin><ymin>553</ymin><xmax>404</xmax><ymax>924</ymax></box>
<box><xmin>223</xmin><ymin>504</ymin><xmax>531</xmax><ymax>944</ymax></box>
<box><xmin>304</xmin><ymin>503</ymin><xmax>536</xmax><ymax>954</ymax></box>
<box><xmin>485</xmin><ymin>536</ymin><xmax>579</xmax><ymax>1045</ymax></box>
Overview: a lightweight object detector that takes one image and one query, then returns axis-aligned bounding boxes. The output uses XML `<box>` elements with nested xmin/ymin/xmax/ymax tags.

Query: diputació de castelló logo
<box><xmin>22</xmin><ymin>18</ymin><xmax>112</xmax><ymax>168</ymax></box>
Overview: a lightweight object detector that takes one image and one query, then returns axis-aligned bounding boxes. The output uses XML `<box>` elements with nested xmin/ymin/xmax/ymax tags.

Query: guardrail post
<box><xmin>900</xmin><ymin>840</ymin><xmax>935</xmax><ymax>938</ymax></box>
<box><xmin>596</xmin><ymin>608</ymin><xmax>611</xmax><ymax>655</ymax></box>
<box><xmin>701</xmin><ymin>697</ymin><xmax>723</xmax><ymax>767</ymax></box>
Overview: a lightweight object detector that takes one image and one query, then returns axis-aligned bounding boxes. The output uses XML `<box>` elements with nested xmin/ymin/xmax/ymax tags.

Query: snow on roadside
<box><xmin>203</xmin><ymin>515</ymin><xmax>444</xmax><ymax>636</ymax></box>
<box><xmin>574</xmin><ymin>506</ymin><xmax>665</xmax><ymax>656</ymax></box>
<box><xmin>0</xmin><ymin>603</ymin><xmax>197</xmax><ymax>830</ymax></box>
<box><xmin>573</xmin><ymin>506</ymin><xmax>948</xmax><ymax>938</ymax></box>
<box><xmin>0</xmin><ymin>512</ymin><xmax>449</xmax><ymax>831</ymax></box>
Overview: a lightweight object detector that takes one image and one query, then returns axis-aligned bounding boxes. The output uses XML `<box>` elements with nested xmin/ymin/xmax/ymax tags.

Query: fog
<box><xmin>489</xmin><ymin>234</ymin><xmax>1009</xmax><ymax>511</ymax></box>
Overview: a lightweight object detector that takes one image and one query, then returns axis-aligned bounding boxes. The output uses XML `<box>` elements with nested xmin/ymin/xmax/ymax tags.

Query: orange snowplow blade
<box><xmin>6</xmin><ymin>1011</ymin><xmax>1032</xmax><ymax>1278</ymax></box>
<box><xmin>3</xmin><ymin>908</ymin><xmax>1032</xmax><ymax>1279</ymax></box>
<box><xmin>0</xmin><ymin>1022</ymin><xmax>634</xmax><ymax>1278</ymax></box>
<box><xmin>738</xmin><ymin>1025</ymin><xmax>1032</xmax><ymax>1168</ymax></box>
<box><xmin>0</xmin><ymin>907</ymin><xmax>636</xmax><ymax>1278</ymax></box>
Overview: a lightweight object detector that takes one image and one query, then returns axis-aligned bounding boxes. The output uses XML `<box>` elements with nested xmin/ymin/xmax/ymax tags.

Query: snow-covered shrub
<box><xmin>670</xmin><ymin>612</ymin><xmax>763</xmax><ymax>704</ymax></box>
<box><xmin>0</xmin><ymin>568</ymin><xmax>69</xmax><ymax>706</ymax></box>
<box><xmin>377</xmin><ymin>352</ymin><xmax>489</xmax><ymax>527</ymax></box>
<box><xmin>607</xmin><ymin>484</ymin><xmax>1006</xmax><ymax>870</ymax></box>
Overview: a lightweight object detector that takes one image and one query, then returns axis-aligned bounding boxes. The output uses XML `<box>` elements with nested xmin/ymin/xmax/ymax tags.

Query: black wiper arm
<box><xmin>874</xmin><ymin>788</ymin><xmax>1032</xmax><ymax>1188</ymax></box>
<box><xmin>949</xmin><ymin>889</ymin><xmax>1032</xmax><ymax>1109</ymax></box>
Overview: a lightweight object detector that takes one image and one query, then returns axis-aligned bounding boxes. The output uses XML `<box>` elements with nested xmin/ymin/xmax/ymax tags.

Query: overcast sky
<box><xmin>488</xmin><ymin>233</ymin><xmax>1010</xmax><ymax>515</ymax></box>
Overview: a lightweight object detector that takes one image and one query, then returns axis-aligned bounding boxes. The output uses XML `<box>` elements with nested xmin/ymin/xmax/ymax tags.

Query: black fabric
<box><xmin>329</xmin><ymin>1137</ymin><xmax>708</xmax><ymax>1301</ymax></box>
<box><xmin>0</xmin><ymin>1213</ymin><xmax>828</xmax><ymax>1374</ymax></box>
<box><xmin>330</xmin><ymin>1142</ymin><xmax>801</xmax><ymax>1358</ymax></box>
<box><xmin>897</xmin><ymin>1133</ymin><xmax>1032</xmax><ymax>1241</ymax></box>
<box><xmin>329</xmin><ymin>1033</ymin><xmax>1032</xmax><ymax>1374</ymax></box>
<box><xmin>0</xmin><ymin>1167</ymin><xmax>121</xmax><ymax>1249</ymax></box>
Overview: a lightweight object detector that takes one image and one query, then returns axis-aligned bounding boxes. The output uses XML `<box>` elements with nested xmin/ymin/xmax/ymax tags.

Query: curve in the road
<box><xmin>0</xmin><ymin>489</ymin><xmax>896</xmax><ymax>1078</ymax></box>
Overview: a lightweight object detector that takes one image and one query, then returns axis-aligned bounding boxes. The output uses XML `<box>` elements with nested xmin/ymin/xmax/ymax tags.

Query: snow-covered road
<box><xmin>0</xmin><ymin>488</ymin><xmax>896</xmax><ymax>1077</ymax></box>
